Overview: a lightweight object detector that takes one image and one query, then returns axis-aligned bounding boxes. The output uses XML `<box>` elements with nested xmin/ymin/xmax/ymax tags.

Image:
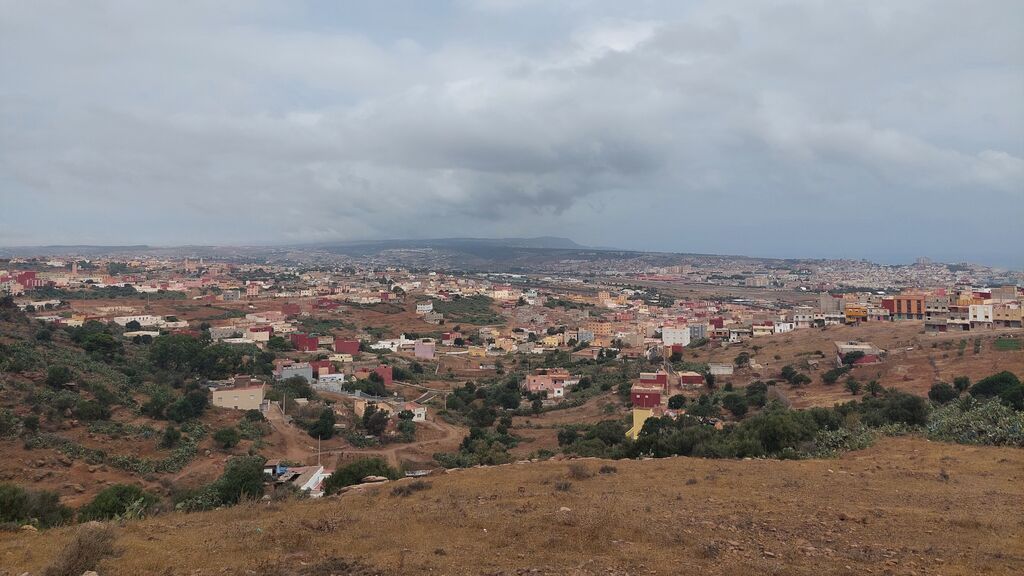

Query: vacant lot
<box><xmin>3</xmin><ymin>436</ymin><xmax>1021</xmax><ymax>575</ymax></box>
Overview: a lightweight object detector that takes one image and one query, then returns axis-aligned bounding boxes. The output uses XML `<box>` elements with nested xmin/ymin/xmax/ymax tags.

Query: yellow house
<box><xmin>542</xmin><ymin>334</ymin><xmax>561</xmax><ymax>348</ymax></box>
<box><xmin>212</xmin><ymin>381</ymin><xmax>265</xmax><ymax>411</ymax></box>
<box><xmin>625</xmin><ymin>408</ymin><xmax>654</xmax><ymax>440</ymax></box>
<box><xmin>468</xmin><ymin>345</ymin><xmax>488</xmax><ymax>358</ymax></box>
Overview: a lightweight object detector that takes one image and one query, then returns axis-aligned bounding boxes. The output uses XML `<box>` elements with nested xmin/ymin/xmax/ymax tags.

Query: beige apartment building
<box><xmin>211</xmin><ymin>376</ymin><xmax>265</xmax><ymax>411</ymax></box>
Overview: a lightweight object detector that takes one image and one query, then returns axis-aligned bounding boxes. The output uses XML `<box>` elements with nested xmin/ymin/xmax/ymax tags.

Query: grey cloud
<box><xmin>0</xmin><ymin>0</ymin><xmax>1021</xmax><ymax>266</ymax></box>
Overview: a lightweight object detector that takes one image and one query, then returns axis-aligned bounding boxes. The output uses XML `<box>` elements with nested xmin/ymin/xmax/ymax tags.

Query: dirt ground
<box><xmin>3</xmin><ymin>436</ymin><xmax>1021</xmax><ymax>576</ymax></box>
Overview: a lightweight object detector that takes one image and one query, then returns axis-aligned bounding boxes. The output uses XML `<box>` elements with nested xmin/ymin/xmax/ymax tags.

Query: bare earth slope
<box><xmin>2</xmin><ymin>437</ymin><xmax>1022</xmax><ymax>575</ymax></box>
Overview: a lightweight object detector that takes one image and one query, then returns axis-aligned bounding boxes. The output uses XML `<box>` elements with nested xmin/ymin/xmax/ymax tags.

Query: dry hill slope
<box><xmin>2</xmin><ymin>437</ymin><xmax>1022</xmax><ymax>575</ymax></box>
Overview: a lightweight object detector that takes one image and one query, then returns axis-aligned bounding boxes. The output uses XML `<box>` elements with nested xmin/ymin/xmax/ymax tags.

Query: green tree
<box><xmin>928</xmin><ymin>382</ymin><xmax>958</xmax><ymax>404</ymax></box>
<box><xmin>213</xmin><ymin>456</ymin><xmax>266</xmax><ymax>505</ymax></box>
<box><xmin>953</xmin><ymin>376</ymin><xmax>971</xmax><ymax>394</ymax></box>
<box><xmin>845</xmin><ymin>378</ymin><xmax>862</xmax><ymax>396</ymax></box>
<box><xmin>307</xmin><ymin>408</ymin><xmax>337</xmax><ymax>440</ymax></box>
<box><xmin>668</xmin><ymin>394</ymin><xmax>686</xmax><ymax>410</ymax></box>
<box><xmin>362</xmin><ymin>404</ymin><xmax>389</xmax><ymax>436</ymax></box>
<box><xmin>722</xmin><ymin>393</ymin><xmax>748</xmax><ymax>417</ymax></box>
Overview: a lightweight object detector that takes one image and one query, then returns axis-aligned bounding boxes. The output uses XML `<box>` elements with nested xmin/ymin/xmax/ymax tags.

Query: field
<box><xmin>2</xmin><ymin>436</ymin><xmax>1021</xmax><ymax>575</ymax></box>
<box><xmin>694</xmin><ymin>322</ymin><xmax>1024</xmax><ymax>408</ymax></box>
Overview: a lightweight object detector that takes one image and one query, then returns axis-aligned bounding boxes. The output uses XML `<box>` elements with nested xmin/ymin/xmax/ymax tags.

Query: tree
<box><xmin>124</xmin><ymin>320</ymin><xmax>142</xmax><ymax>331</ymax></box>
<box><xmin>928</xmin><ymin>382</ymin><xmax>958</xmax><ymax>405</ymax></box>
<box><xmin>45</xmin><ymin>365</ymin><xmax>73</xmax><ymax>389</ymax></box>
<box><xmin>213</xmin><ymin>456</ymin><xmax>266</xmax><ymax>505</ymax></box>
<box><xmin>722</xmin><ymin>393</ymin><xmax>748</xmax><ymax>417</ymax></box>
<box><xmin>842</xmin><ymin>351</ymin><xmax>865</xmax><ymax>366</ymax></box>
<box><xmin>78</xmin><ymin>484</ymin><xmax>157</xmax><ymax>521</ymax></box>
<box><xmin>668</xmin><ymin>394</ymin><xmax>686</xmax><ymax>410</ymax></box>
<box><xmin>362</xmin><ymin>404</ymin><xmax>389</xmax><ymax>436</ymax></box>
<box><xmin>213</xmin><ymin>427</ymin><xmax>241</xmax><ymax>449</ymax></box>
<box><xmin>865</xmin><ymin>380</ymin><xmax>883</xmax><ymax>398</ymax></box>
<box><xmin>734</xmin><ymin>352</ymin><xmax>750</xmax><ymax>367</ymax></box>
<box><xmin>845</xmin><ymin>378</ymin><xmax>862</xmax><ymax>396</ymax></box>
<box><xmin>953</xmin><ymin>376</ymin><xmax>971</xmax><ymax>394</ymax></box>
<box><xmin>307</xmin><ymin>408</ymin><xmax>337</xmax><ymax>440</ymax></box>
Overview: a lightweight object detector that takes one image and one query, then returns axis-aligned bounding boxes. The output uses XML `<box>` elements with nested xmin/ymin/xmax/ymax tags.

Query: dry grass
<box><xmin>41</xmin><ymin>522</ymin><xmax>116</xmax><ymax>576</ymax></box>
<box><xmin>2</xmin><ymin>437</ymin><xmax>1022</xmax><ymax>576</ymax></box>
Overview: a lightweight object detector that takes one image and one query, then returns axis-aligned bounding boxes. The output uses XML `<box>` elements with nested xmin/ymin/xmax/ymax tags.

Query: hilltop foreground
<box><xmin>3</xmin><ymin>437</ymin><xmax>1022</xmax><ymax>576</ymax></box>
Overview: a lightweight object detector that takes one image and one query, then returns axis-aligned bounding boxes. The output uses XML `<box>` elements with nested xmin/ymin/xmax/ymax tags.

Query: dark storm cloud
<box><xmin>0</xmin><ymin>0</ymin><xmax>1021</xmax><ymax>265</ymax></box>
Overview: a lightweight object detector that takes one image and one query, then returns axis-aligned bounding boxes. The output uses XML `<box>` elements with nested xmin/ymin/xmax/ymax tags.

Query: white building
<box><xmin>661</xmin><ymin>326</ymin><xmax>691</xmax><ymax>347</ymax></box>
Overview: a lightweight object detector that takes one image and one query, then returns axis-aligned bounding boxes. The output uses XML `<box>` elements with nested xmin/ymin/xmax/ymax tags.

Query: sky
<box><xmin>1</xmin><ymin>0</ymin><xmax>1022</xmax><ymax>267</ymax></box>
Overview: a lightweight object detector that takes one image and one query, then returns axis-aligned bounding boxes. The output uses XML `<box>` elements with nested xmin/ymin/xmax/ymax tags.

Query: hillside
<box><xmin>2</xmin><ymin>436</ymin><xmax>1022</xmax><ymax>575</ymax></box>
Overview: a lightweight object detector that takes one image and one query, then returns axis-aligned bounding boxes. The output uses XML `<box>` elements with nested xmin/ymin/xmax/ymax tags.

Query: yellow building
<box><xmin>211</xmin><ymin>380</ymin><xmax>265</xmax><ymax>411</ymax></box>
<box><xmin>844</xmin><ymin>304</ymin><xmax>868</xmax><ymax>323</ymax></box>
<box><xmin>625</xmin><ymin>408</ymin><xmax>654</xmax><ymax>440</ymax></box>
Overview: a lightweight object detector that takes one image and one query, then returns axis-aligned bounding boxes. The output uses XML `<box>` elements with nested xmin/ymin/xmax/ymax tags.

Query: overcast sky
<box><xmin>1</xmin><ymin>1</ymin><xmax>1022</xmax><ymax>267</ymax></box>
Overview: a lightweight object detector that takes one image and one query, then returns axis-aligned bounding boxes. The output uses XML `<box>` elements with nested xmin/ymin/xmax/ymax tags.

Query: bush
<box><xmin>78</xmin><ymin>484</ymin><xmax>158</xmax><ymax>521</ymax></box>
<box><xmin>213</xmin><ymin>427</ymin><xmax>241</xmax><ymax>449</ymax></box>
<box><xmin>323</xmin><ymin>458</ymin><xmax>398</xmax><ymax>495</ymax></box>
<box><xmin>391</xmin><ymin>480</ymin><xmax>431</xmax><ymax>497</ymax></box>
<box><xmin>667</xmin><ymin>394</ymin><xmax>686</xmax><ymax>409</ymax></box>
<box><xmin>721</xmin><ymin>393</ymin><xmax>748</xmax><ymax>417</ymax></box>
<box><xmin>567</xmin><ymin>462</ymin><xmax>593</xmax><ymax>480</ymax></box>
<box><xmin>969</xmin><ymin>371</ymin><xmax>1024</xmax><ymax>409</ymax></box>
<box><xmin>42</xmin><ymin>523</ymin><xmax>116</xmax><ymax>576</ymax></box>
<box><xmin>46</xmin><ymin>365</ymin><xmax>73</xmax><ymax>389</ymax></box>
<box><xmin>0</xmin><ymin>483</ymin><xmax>72</xmax><ymax>528</ymax></box>
<box><xmin>928</xmin><ymin>382</ymin><xmax>958</xmax><ymax>405</ymax></box>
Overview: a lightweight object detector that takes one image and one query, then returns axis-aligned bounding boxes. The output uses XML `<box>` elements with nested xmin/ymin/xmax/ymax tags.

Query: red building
<box><xmin>334</xmin><ymin>339</ymin><xmax>360</xmax><ymax>355</ymax></box>
<box><xmin>630</xmin><ymin>384</ymin><xmax>663</xmax><ymax>408</ymax></box>
<box><xmin>290</xmin><ymin>333</ymin><xmax>319</xmax><ymax>352</ymax></box>
<box><xmin>308</xmin><ymin>360</ymin><xmax>334</xmax><ymax>377</ymax></box>
<box><xmin>374</xmin><ymin>365</ymin><xmax>393</xmax><ymax>386</ymax></box>
<box><xmin>678</xmin><ymin>371</ymin><xmax>705</xmax><ymax>385</ymax></box>
<box><xmin>710</xmin><ymin>317</ymin><xmax>725</xmax><ymax>329</ymax></box>
<box><xmin>639</xmin><ymin>371</ymin><xmax>670</xmax><ymax>391</ymax></box>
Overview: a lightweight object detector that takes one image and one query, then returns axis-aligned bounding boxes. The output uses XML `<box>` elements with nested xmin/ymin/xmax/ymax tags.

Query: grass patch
<box><xmin>433</xmin><ymin>295</ymin><xmax>502</xmax><ymax>325</ymax></box>
<box><xmin>994</xmin><ymin>338</ymin><xmax>1021</xmax><ymax>351</ymax></box>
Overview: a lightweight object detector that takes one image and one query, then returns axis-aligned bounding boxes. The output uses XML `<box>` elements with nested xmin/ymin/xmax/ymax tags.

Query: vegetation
<box><xmin>0</xmin><ymin>483</ymin><xmax>72</xmax><ymax>528</ymax></box>
<box><xmin>322</xmin><ymin>458</ymin><xmax>398</xmax><ymax>495</ymax></box>
<box><xmin>433</xmin><ymin>295</ymin><xmax>502</xmax><ymax>324</ymax></box>
<box><xmin>77</xmin><ymin>484</ymin><xmax>159</xmax><ymax>521</ymax></box>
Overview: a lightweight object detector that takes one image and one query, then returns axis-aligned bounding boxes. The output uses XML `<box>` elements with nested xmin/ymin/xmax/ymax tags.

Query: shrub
<box><xmin>721</xmin><ymin>393</ymin><xmax>748</xmax><ymax>417</ymax></box>
<box><xmin>928</xmin><ymin>382</ymin><xmax>958</xmax><ymax>405</ymax></box>
<box><xmin>554</xmin><ymin>481</ymin><xmax>572</xmax><ymax>492</ymax></box>
<box><xmin>391</xmin><ymin>480</ymin><xmax>431</xmax><ymax>497</ymax></box>
<box><xmin>214</xmin><ymin>456</ymin><xmax>266</xmax><ymax>505</ymax></box>
<box><xmin>46</xmin><ymin>365</ymin><xmax>73</xmax><ymax>389</ymax></box>
<box><xmin>567</xmin><ymin>462</ymin><xmax>593</xmax><ymax>480</ymax></box>
<box><xmin>598</xmin><ymin>465</ymin><xmax>618</xmax><ymax>474</ymax></box>
<box><xmin>322</xmin><ymin>458</ymin><xmax>398</xmax><ymax>495</ymax></box>
<box><xmin>667</xmin><ymin>394</ymin><xmax>686</xmax><ymax>409</ymax></box>
<box><xmin>927</xmin><ymin>399</ymin><xmax>1024</xmax><ymax>447</ymax></box>
<box><xmin>213</xmin><ymin>427</ymin><xmax>241</xmax><ymax>449</ymax></box>
<box><xmin>969</xmin><ymin>371</ymin><xmax>1024</xmax><ymax>409</ymax></box>
<box><xmin>953</xmin><ymin>376</ymin><xmax>971</xmax><ymax>394</ymax></box>
<box><xmin>160</xmin><ymin>426</ymin><xmax>181</xmax><ymax>448</ymax></box>
<box><xmin>0</xmin><ymin>483</ymin><xmax>72</xmax><ymax>528</ymax></box>
<box><xmin>78</xmin><ymin>484</ymin><xmax>158</xmax><ymax>521</ymax></box>
<box><xmin>42</xmin><ymin>522</ymin><xmax>116</xmax><ymax>576</ymax></box>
